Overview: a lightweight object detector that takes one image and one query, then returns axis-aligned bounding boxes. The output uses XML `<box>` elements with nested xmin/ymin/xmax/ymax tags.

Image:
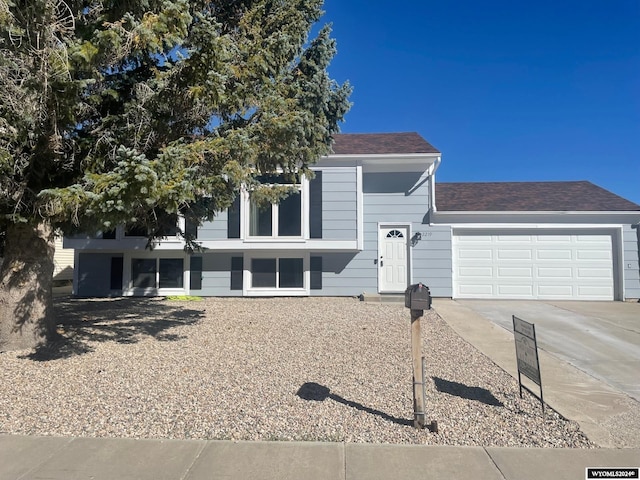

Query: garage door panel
<box><xmin>537</xmin><ymin>267</ymin><xmax>573</xmax><ymax>279</ymax></box>
<box><xmin>536</xmin><ymin>235</ymin><xmax>572</xmax><ymax>242</ymax></box>
<box><xmin>497</xmin><ymin>267</ymin><xmax>533</xmax><ymax>278</ymax></box>
<box><xmin>459</xmin><ymin>284</ymin><xmax>494</xmax><ymax>296</ymax></box>
<box><xmin>458</xmin><ymin>249</ymin><xmax>492</xmax><ymax>259</ymax></box>
<box><xmin>458</xmin><ymin>235</ymin><xmax>492</xmax><ymax>243</ymax></box>
<box><xmin>536</xmin><ymin>249</ymin><xmax>573</xmax><ymax>260</ymax></box>
<box><xmin>577</xmin><ymin>235</ymin><xmax>610</xmax><ymax>243</ymax></box>
<box><xmin>497</xmin><ymin>285</ymin><xmax>534</xmax><ymax>296</ymax></box>
<box><xmin>576</xmin><ymin>249</ymin><xmax>611</xmax><ymax>260</ymax></box>
<box><xmin>459</xmin><ymin>267</ymin><xmax>493</xmax><ymax>277</ymax></box>
<box><xmin>454</xmin><ymin>232</ymin><xmax>614</xmax><ymax>300</ymax></box>
<box><xmin>497</xmin><ymin>249</ymin><xmax>532</xmax><ymax>260</ymax></box>
<box><xmin>577</xmin><ymin>286</ymin><xmax>613</xmax><ymax>299</ymax></box>
<box><xmin>497</xmin><ymin>235</ymin><xmax>532</xmax><ymax>242</ymax></box>
<box><xmin>537</xmin><ymin>285</ymin><xmax>574</xmax><ymax>297</ymax></box>
<box><xmin>577</xmin><ymin>268</ymin><xmax>612</xmax><ymax>279</ymax></box>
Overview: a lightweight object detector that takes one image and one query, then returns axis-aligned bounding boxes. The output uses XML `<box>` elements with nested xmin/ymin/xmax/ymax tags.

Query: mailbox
<box><xmin>404</xmin><ymin>283</ymin><xmax>432</xmax><ymax>311</ymax></box>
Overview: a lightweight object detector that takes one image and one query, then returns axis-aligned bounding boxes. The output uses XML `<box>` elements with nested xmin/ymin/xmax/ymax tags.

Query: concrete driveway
<box><xmin>456</xmin><ymin>300</ymin><xmax>640</xmax><ymax>401</ymax></box>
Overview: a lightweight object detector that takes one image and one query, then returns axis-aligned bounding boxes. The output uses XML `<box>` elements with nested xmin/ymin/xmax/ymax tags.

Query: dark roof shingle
<box><xmin>332</xmin><ymin>132</ymin><xmax>440</xmax><ymax>155</ymax></box>
<box><xmin>435</xmin><ymin>181</ymin><xmax>640</xmax><ymax>212</ymax></box>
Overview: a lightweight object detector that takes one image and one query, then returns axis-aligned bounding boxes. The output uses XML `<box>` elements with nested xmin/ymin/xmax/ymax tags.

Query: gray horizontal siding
<box><xmin>197</xmin><ymin>210</ymin><xmax>228</xmax><ymax>241</ymax></box>
<box><xmin>623</xmin><ymin>225</ymin><xmax>640</xmax><ymax>299</ymax></box>
<box><xmin>321</xmin><ymin>167</ymin><xmax>357</xmax><ymax>241</ymax></box>
<box><xmin>195</xmin><ymin>252</ymin><xmax>242</xmax><ymax>296</ymax></box>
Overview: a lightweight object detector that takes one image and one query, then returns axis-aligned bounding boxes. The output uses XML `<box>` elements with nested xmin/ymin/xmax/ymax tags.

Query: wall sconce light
<box><xmin>411</xmin><ymin>232</ymin><xmax>422</xmax><ymax>246</ymax></box>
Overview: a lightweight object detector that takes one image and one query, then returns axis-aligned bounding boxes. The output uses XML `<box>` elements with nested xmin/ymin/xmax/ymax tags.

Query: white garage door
<box><xmin>453</xmin><ymin>231</ymin><xmax>615</xmax><ymax>300</ymax></box>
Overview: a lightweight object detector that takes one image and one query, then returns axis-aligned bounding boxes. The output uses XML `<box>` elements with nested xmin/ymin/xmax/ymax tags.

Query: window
<box><xmin>279</xmin><ymin>258</ymin><xmax>303</xmax><ymax>288</ymax></box>
<box><xmin>249</xmin><ymin>191</ymin><xmax>301</xmax><ymax>237</ymax></box>
<box><xmin>131</xmin><ymin>258</ymin><xmax>184</xmax><ymax>290</ymax></box>
<box><xmin>227</xmin><ymin>171</ymin><xmax>323</xmax><ymax>241</ymax></box>
<box><xmin>159</xmin><ymin>259</ymin><xmax>184</xmax><ymax>288</ymax></box>
<box><xmin>250</xmin><ymin>257</ymin><xmax>304</xmax><ymax>289</ymax></box>
<box><xmin>132</xmin><ymin>259</ymin><xmax>156</xmax><ymax>288</ymax></box>
<box><xmin>251</xmin><ymin>258</ymin><xmax>277</xmax><ymax>288</ymax></box>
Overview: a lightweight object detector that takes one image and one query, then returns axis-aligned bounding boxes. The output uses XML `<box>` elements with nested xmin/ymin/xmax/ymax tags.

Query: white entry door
<box><xmin>379</xmin><ymin>226</ymin><xmax>409</xmax><ymax>293</ymax></box>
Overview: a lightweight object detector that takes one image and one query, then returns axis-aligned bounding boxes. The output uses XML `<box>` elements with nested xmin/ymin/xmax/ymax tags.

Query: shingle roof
<box><xmin>435</xmin><ymin>181</ymin><xmax>640</xmax><ymax>212</ymax></box>
<box><xmin>331</xmin><ymin>132</ymin><xmax>440</xmax><ymax>155</ymax></box>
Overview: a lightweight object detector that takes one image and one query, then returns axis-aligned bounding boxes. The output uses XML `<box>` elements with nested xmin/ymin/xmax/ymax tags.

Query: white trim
<box><xmin>450</xmin><ymin>225</ymin><xmax>625</xmax><ymax>301</ymax></box>
<box><xmin>356</xmin><ymin>164</ymin><xmax>364</xmax><ymax>251</ymax></box>
<box><xmin>377</xmin><ymin>222</ymin><xmax>412</xmax><ymax>293</ymax></box>
<box><xmin>325</xmin><ymin>153</ymin><xmax>441</xmax><ymax>161</ymax></box>
<box><xmin>243</xmin><ymin>252</ymin><xmax>310</xmax><ymax>296</ymax></box>
<box><xmin>436</xmin><ymin>210</ymin><xmax>640</xmax><ymax>216</ymax></box>
<box><xmin>194</xmin><ymin>240</ymin><xmax>359</xmax><ymax>251</ymax></box>
<box><xmin>122</xmin><ymin>251</ymin><xmax>189</xmax><ymax>297</ymax></box>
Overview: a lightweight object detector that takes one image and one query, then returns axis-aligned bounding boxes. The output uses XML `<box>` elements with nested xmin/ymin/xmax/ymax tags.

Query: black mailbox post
<box><xmin>404</xmin><ymin>283</ymin><xmax>432</xmax><ymax>312</ymax></box>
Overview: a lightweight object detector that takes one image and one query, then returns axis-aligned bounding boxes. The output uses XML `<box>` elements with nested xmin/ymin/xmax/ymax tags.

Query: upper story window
<box><xmin>249</xmin><ymin>189</ymin><xmax>301</xmax><ymax>237</ymax></box>
<box><xmin>226</xmin><ymin>171</ymin><xmax>322</xmax><ymax>241</ymax></box>
<box><xmin>247</xmin><ymin>174</ymin><xmax>304</xmax><ymax>239</ymax></box>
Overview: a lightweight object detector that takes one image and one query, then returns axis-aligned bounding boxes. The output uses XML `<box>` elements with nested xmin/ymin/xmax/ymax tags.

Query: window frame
<box><xmin>244</xmin><ymin>252</ymin><xmax>310</xmax><ymax>296</ymax></box>
<box><xmin>123</xmin><ymin>252</ymin><xmax>189</xmax><ymax>296</ymax></box>
<box><xmin>241</xmin><ymin>175</ymin><xmax>309</xmax><ymax>241</ymax></box>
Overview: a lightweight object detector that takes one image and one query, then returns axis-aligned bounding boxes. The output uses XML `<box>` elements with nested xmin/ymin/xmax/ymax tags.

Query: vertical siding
<box><xmin>319</xmin><ymin>167</ymin><xmax>357</xmax><ymax>240</ymax></box>
<box><xmin>623</xmin><ymin>224</ymin><xmax>640</xmax><ymax>299</ymax></box>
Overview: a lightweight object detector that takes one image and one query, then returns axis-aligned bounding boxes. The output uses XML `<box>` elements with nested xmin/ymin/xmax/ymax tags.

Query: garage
<box><xmin>453</xmin><ymin>230</ymin><xmax>616</xmax><ymax>300</ymax></box>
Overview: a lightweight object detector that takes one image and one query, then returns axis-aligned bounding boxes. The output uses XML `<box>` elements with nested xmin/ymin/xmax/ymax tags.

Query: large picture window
<box><xmin>131</xmin><ymin>258</ymin><xmax>184</xmax><ymax>290</ymax></box>
<box><xmin>250</xmin><ymin>257</ymin><xmax>304</xmax><ymax>289</ymax></box>
<box><xmin>249</xmin><ymin>191</ymin><xmax>301</xmax><ymax>237</ymax></box>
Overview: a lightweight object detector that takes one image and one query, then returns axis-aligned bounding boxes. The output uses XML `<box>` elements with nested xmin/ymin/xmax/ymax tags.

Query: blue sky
<box><xmin>319</xmin><ymin>0</ymin><xmax>640</xmax><ymax>205</ymax></box>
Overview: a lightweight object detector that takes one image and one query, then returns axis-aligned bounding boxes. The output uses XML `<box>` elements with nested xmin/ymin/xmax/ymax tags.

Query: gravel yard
<box><xmin>0</xmin><ymin>297</ymin><xmax>595</xmax><ymax>447</ymax></box>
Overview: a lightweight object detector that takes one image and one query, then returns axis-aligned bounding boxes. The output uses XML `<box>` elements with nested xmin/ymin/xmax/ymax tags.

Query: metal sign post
<box><xmin>512</xmin><ymin>315</ymin><xmax>544</xmax><ymax>414</ymax></box>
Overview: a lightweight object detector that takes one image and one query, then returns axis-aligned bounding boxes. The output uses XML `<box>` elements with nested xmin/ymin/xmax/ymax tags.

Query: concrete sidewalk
<box><xmin>1</xmin><ymin>434</ymin><xmax>638</xmax><ymax>480</ymax></box>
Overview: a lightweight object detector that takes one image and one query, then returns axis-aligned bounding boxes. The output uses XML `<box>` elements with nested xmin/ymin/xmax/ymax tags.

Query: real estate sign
<box><xmin>512</xmin><ymin>315</ymin><xmax>544</xmax><ymax>413</ymax></box>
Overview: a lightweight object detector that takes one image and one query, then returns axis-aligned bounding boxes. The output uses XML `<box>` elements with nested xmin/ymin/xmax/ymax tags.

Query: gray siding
<box><xmin>197</xmin><ymin>211</ymin><xmax>229</xmax><ymax>241</ymax></box>
<box><xmin>310</xmin><ymin>171</ymin><xmax>453</xmax><ymax>297</ymax></box>
<box><xmin>623</xmin><ymin>224</ymin><xmax>640</xmax><ymax>299</ymax></box>
<box><xmin>412</xmin><ymin>225</ymin><xmax>453</xmax><ymax>297</ymax></box>
<box><xmin>195</xmin><ymin>252</ymin><xmax>242</xmax><ymax>296</ymax></box>
<box><xmin>320</xmin><ymin>167</ymin><xmax>357</xmax><ymax>241</ymax></box>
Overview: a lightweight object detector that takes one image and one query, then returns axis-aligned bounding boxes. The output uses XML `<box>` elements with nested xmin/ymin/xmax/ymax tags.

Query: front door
<box><xmin>379</xmin><ymin>226</ymin><xmax>409</xmax><ymax>293</ymax></box>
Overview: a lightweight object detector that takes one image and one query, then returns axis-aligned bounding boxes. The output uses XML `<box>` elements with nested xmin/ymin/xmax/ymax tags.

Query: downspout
<box><xmin>428</xmin><ymin>156</ymin><xmax>442</xmax><ymax>223</ymax></box>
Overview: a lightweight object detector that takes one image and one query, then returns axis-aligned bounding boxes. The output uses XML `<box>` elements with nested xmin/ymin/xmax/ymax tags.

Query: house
<box><xmin>65</xmin><ymin>132</ymin><xmax>640</xmax><ymax>301</ymax></box>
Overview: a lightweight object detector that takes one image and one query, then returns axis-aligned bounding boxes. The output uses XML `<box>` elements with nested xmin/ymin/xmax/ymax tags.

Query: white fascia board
<box><xmin>356</xmin><ymin>164</ymin><xmax>364</xmax><ymax>250</ymax></box>
<box><xmin>432</xmin><ymin>210</ymin><xmax>640</xmax><ymax>225</ymax></box>
<box><xmin>196</xmin><ymin>240</ymin><xmax>360</xmax><ymax>251</ymax></box>
<box><xmin>318</xmin><ymin>153</ymin><xmax>439</xmax><ymax>171</ymax></box>
<box><xmin>449</xmin><ymin>223</ymin><xmax>625</xmax><ymax>230</ymax></box>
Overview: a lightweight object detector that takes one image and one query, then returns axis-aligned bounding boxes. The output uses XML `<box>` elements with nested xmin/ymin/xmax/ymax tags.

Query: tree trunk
<box><xmin>0</xmin><ymin>221</ymin><xmax>56</xmax><ymax>351</ymax></box>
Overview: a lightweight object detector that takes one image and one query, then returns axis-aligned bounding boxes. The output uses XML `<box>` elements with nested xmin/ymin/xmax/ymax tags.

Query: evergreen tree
<box><xmin>0</xmin><ymin>0</ymin><xmax>351</xmax><ymax>350</ymax></box>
